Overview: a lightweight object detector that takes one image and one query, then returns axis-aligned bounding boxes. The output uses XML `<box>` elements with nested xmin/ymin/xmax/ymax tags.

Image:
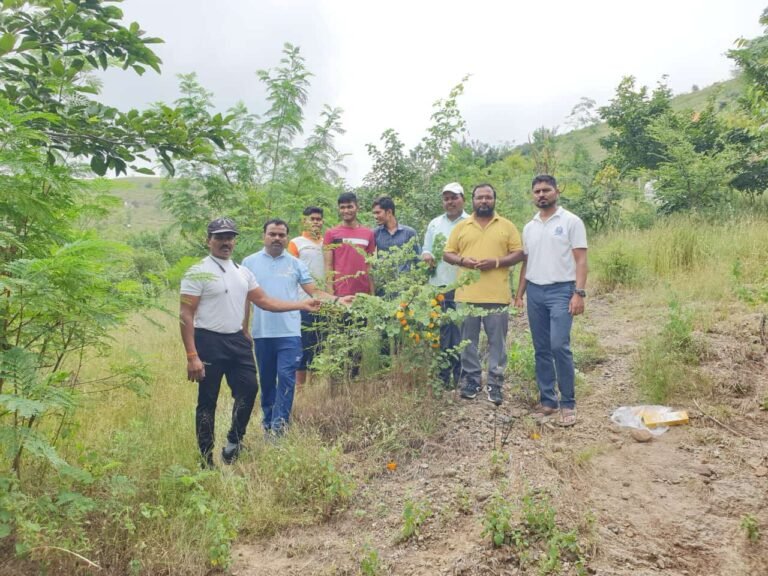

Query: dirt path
<box><xmin>231</xmin><ymin>297</ymin><xmax>768</xmax><ymax>576</ymax></box>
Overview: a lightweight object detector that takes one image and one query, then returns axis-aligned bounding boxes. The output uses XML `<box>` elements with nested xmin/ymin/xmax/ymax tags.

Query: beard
<box><xmin>475</xmin><ymin>205</ymin><xmax>495</xmax><ymax>217</ymax></box>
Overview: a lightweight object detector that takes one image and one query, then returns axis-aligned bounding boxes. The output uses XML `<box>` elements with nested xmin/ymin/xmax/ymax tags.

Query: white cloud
<box><xmin>99</xmin><ymin>0</ymin><xmax>766</xmax><ymax>183</ymax></box>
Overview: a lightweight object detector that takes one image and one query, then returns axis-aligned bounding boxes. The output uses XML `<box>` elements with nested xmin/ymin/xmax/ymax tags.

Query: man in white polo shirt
<box><xmin>421</xmin><ymin>182</ymin><xmax>469</xmax><ymax>388</ymax></box>
<box><xmin>180</xmin><ymin>218</ymin><xmax>321</xmax><ymax>467</ymax></box>
<box><xmin>515</xmin><ymin>175</ymin><xmax>588</xmax><ymax>427</ymax></box>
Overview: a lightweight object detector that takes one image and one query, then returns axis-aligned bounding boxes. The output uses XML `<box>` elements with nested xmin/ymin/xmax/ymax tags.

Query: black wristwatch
<box><xmin>574</xmin><ymin>288</ymin><xmax>587</xmax><ymax>298</ymax></box>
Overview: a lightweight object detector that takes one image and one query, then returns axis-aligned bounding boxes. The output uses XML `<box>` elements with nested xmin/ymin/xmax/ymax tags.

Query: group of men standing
<box><xmin>179</xmin><ymin>174</ymin><xmax>588</xmax><ymax>466</ymax></box>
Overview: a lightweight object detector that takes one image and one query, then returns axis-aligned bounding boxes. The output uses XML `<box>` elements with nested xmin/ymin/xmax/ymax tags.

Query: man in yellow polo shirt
<box><xmin>444</xmin><ymin>183</ymin><xmax>525</xmax><ymax>405</ymax></box>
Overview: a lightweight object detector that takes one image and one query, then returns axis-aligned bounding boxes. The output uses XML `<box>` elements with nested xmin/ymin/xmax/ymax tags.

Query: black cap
<box><xmin>207</xmin><ymin>217</ymin><xmax>238</xmax><ymax>236</ymax></box>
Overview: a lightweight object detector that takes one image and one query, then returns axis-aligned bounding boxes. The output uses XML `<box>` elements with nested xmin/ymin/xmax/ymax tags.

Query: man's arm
<box><xmin>514</xmin><ymin>259</ymin><xmax>528</xmax><ymax>309</ymax></box>
<box><xmin>569</xmin><ymin>248</ymin><xmax>588</xmax><ymax>316</ymax></box>
<box><xmin>323</xmin><ymin>248</ymin><xmax>335</xmax><ymax>296</ymax></box>
<box><xmin>180</xmin><ymin>294</ymin><xmax>205</xmax><ymax>382</ymax></box>
<box><xmin>474</xmin><ymin>249</ymin><xmax>525</xmax><ymax>271</ymax></box>
<box><xmin>367</xmin><ymin>262</ymin><xmax>375</xmax><ymax>295</ymax></box>
<box><xmin>301</xmin><ymin>282</ymin><xmax>355</xmax><ymax>305</ymax></box>
<box><xmin>242</xmin><ymin>299</ymin><xmax>252</xmax><ymax>340</ymax></box>
<box><xmin>421</xmin><ymin>224</ymin><xmax>435</xmax><ymax>265</ymax></box>
<box><xmin>247</xmin><ymin>286</ymin><xmax>321</xmax><ymax>312</ymax></box>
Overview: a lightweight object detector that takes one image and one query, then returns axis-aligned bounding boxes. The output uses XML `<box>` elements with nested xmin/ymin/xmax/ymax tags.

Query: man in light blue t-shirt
<box><xmin>421</xmin><ymin>182</ymin><xmax>469</xmax><ymax>388</ymax></box>
<box><xmin>242</xmin><ymin>219</ymin><xmax>352</xmax><ymax>434</ymax></box>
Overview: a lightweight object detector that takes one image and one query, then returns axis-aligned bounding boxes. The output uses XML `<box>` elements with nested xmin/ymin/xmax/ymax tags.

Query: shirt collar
<box><xmin>533</xmin><ymin>206</ymin><xmax>564</xmax><ymax>223</ymax></box>
<box><xmin>444</xmin><ymin>211</ymin><xmax>469</xmax><ymax>223</ymax></box>
<box><xmin>258</xmin><ymin>248</ymin><xmax>287</xmax><ymax>260</ymax></box>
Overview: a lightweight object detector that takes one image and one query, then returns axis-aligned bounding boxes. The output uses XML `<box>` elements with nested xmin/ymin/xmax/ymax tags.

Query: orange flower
<box><xmin>399</xmin><ymin>302</ymin><xmax>408</xmax><ymax>309</ymax></box>
<box><xmin>386</xmin><ymin>460</ymin><xmax>397</xmax><ymax>471</ymax></box>
<box><xmin>436</xmin><ymin>294</ymin><xmax>445</xmax><ymax>302</ymax></box>
<box><xmin>413</xmin><ymin>333</ymin><xmax>421</xmax><ymax>343</ymax></box>
<box><xmin>431</xmin><ymin>343</ymin><xmax>440</xmax><ymax>349</ymax></box>
<box><xmin>400</xmin><ymin>318</ymin><xmax>407</xmax><ymax>326</ymax></box>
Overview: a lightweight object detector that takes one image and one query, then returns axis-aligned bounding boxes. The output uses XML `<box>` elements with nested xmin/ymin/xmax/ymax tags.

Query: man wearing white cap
<box><xmin>421</xmin><ymin>182</ymin><xmax>469</xmax><ymax>388</ymax></box>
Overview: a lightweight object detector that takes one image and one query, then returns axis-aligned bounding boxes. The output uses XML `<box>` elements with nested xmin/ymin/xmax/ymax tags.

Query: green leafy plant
<box><xmin>741</xmin><ymin>514</ymin><xmax>761</xmax><ymax>542</ymax></box>
<box><xmin>398</xmin><ymin>498</ymin><xmax>431</xmax><ymax>543</ymax></box>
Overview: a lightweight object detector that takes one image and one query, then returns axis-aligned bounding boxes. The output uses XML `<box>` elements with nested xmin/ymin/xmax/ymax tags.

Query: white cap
<box><xmin>441</xmin><ymin>182</ymin><xmax>464</xmax><ymax>196</ymax></box>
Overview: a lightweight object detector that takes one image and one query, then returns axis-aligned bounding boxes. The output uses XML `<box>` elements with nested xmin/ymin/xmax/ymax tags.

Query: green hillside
<box><xmin>98</xmin><ymin>78</ymin><xmax>745</xmax><ymax>235</ymax></box>
<box><xmin>555</xmin><ymin>77</ymin><xmax>744</xmax><ymax>162</ymax></box>
<box><xmin>97</xmin><ymin>176</ymin><xmax>171</xmax><ymax>235</ymax></box>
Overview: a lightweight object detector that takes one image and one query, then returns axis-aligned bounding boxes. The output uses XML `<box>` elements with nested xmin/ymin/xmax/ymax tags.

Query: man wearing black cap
<box><xmin>179</xmin><ymin>218</ymin><xmax>321</xmax><ymax>467</ymax></box>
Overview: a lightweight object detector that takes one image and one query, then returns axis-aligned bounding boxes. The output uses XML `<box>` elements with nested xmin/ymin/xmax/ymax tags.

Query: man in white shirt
<box><xmin>180</xmin><ymin>218</ymin><xmax>320</xmax><ymax>467</ymax></box>
<box><xmin>287</xmin><ymin>207</ymin><xmax>326</xmax><ymax>386</ymax></box>
<box><xmin>421</xmin><ymin>182</ymin><xmax>469</xmax><ymax>388</ymax></box>
<box><xmin>515</xmin><ymin>175</ymin><xmax>588</xmax><ymax>427</ymax></box>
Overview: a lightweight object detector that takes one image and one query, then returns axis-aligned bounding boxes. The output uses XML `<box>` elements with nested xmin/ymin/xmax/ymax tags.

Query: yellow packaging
<box><xmin>642</xmin><ymin>410</ymin><xmax>689</xmax><ymax>428</ymax></box>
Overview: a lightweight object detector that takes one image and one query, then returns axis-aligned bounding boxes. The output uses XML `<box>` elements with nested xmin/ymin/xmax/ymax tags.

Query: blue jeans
<box><xmin>254</xmin><ymin>336</ymin><xmax>303</xmax><ymax>433</ymax></box>
<box><xmin>526</xmin><ymin>282</ymin><xmax>576</xmax><ymax>409</ymax></box>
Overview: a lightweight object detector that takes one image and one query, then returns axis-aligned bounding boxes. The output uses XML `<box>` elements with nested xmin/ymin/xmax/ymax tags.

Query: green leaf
<box><xmin>0</xmin><ymin>33</ymin><xmax>16</xmax><ymax>56</ymax></box>
<box><xmin>90</xmin><ymin>155</ymin><xmax>107</xmax><ymax>176</ymax></box>
<box><xmin>134</xmin><ymin>167</ymin><xmax>155</xmax><ymax>175</ymax></box>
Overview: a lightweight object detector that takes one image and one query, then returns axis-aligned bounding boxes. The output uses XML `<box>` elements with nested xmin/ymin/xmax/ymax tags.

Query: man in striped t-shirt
<box><xmin>288</xmin><ymin>206</ymin><xmax>326</xmax><ymax>386</ymax></box>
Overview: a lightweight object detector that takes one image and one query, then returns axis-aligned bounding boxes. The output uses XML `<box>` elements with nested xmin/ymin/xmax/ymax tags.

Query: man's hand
<box><xmin>462</xmin><ymin>257</ymin><xmax>480</xmax><ymax>269</ymax></box>
<box><xmin>339</xmin><ymin>295</ymin><xmax>355</xmax><ymax>306</ymax></box>
<box><xmin>302</xmin><ymin>298</ymin><xmax>323</xmax><ymax>312</ymax></box>
<box><xmin>569</xmin><ymin>294</ymin><xmax>585</xmax><ymax>316</ymax></box>
<box><xmin>514</xmin><ymin>296</ymin><xmax>525</xmax><ymax>313</ymax></box>
<box><xmin>187</xmin><ymin>356</ymin><xmax>205</xmax><ymax>382</ymax></box>
<box><xmin>474</xmin><ymin>258</ymin><xmax>497</xmax><ymax>271</ymax></box>
<box><xmin>422</xmin><ymin>253</ymin><xmax>435</xmax><ymax>267</ymax></box>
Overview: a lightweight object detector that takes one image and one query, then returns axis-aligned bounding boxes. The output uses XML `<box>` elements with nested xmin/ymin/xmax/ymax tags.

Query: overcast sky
<box><xmin>100</xmin><ymin>0</ymin><xmax>767</xmax><ymax>184</ymax></box>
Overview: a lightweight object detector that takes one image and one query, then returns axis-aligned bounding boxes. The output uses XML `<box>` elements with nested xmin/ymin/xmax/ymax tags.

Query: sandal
<box><xmin>557</xmin><ymin>408</ymin><xmax>577</xmax><ymax>427</ymax></box>
<box><xmin>531</xmin><ymin>404</ymin><xmax>558</xmax><ymax>420</ymax></box>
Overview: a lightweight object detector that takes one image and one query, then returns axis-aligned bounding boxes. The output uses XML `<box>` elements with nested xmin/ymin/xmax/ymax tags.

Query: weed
<box><xmin>359</xmin><ymin>543</ymin><xmax>383</xmax><ymax>575</ymax></box>
<box><xmin>482</xmin><ymin>490</ymin><xmax>588</xmax><ymax>574</ymax></box>
<box><xmin>741</xmin><ymin>514</ymin><xmax>761</xmax><ymax>542</ymax></box>
<box><xmin>633</xmin><ymin>300</ymin><xmax>710</xmax><ymax>403</ymax></box>
<box><xmin>398</xmin><ymin>498</ymin><xmax>431</xmax><ymax>542</ymax></box>
<box><xmin>597</xmin><ymin>244</ymin><xmax>642</xmax><ymax>291</ymax></box>
<box><xmin>572</xmin><ymin>444</ymin><xmax>607</xmax><ymax>469</ymax></box>
<box><xmin>489</xmin><ymin>450</ymin><xmax>506</xmax><ymax>479</ymax></box>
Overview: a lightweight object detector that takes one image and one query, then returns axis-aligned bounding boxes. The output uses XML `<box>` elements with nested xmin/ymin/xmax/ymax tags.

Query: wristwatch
<box><xmin>574</xmin><ymin>289</ymin><xmax>587</xmax><ymax>298</ymax></box>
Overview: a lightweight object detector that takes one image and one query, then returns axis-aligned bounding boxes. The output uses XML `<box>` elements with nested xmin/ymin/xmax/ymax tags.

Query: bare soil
<box><xmin>231</xmin><ymin>296</ymin><xmax>768</xmax><ymax>576</ymax></box>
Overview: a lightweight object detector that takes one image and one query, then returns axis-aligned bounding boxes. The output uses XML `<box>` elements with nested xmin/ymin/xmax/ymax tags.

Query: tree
<box><xmin>599</xmin><ymin>76</ymin><xmax>673</xmax><ymax>173</ymax></box>
<box><xmin>0</xmin><ymin>0</ymin><xmax>237</xmax><ymax>491</ymax></box>
<box><xmin>0</xmin><ymin>0</ymin><xmax>235</xmax><ymax>175</ymax></box>
<box><xmin>566</xmin><ymin>97</ymin><xmax>600</xmax><ymax>131</ymax></box>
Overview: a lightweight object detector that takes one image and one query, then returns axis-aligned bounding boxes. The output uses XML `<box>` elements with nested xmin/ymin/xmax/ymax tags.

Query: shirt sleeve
<box><xmin>365</xmin><ymin>229</ymin><xmax>376</xmax><ymax>254</ymax></box>
<box><xmin>287</xmin><ymin>240</ymin><xmax>299</xmax><ymax>257</ymax></box>
<box><xmin>570</xmin><ymin>216</ymin><xmax>588</xmax><ymax>249</ymax></box>
<box><xmin>296</xmin><ymin>258</ymin><xmax>313</xmax><ymax>285</ymax></box>
<box><xmin>241</xmin><ymin>266</ymin><xmax>260</xmax><ymax>290</ymax></box>
<box><xmin>444</xmin><ymin>222</ymin><xmax>462</xmax><ymax>254</ymax></box>
<box><xmin>180</xmin><ymin>264</ymin><xmax>204</xmax><ymax>296</ymax></box>
<box><xmin>407</xmin><ymin>228</ymin><xmax>420</xmax><ymax>255</ymax></box>
<box><xmin>422</xmin><ymin>221</ymin><xmax>435</xmax><ymax>255</ymax></box>
<box><xmin>507</xmin><ymin>223</ymin><xmax>523</xmax><ymax>252</ymax></box>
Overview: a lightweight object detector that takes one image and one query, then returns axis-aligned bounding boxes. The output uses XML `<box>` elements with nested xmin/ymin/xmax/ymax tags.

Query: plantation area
<box><xmin>2</xmin><ymin>2</ymin><xmax>768</xmax><ymax>575</ymax></box>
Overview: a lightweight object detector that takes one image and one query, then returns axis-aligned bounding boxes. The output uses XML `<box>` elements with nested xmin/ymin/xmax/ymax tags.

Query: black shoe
<box><xmin>486</xmin><ymin>385</ymin><xmax>503</xmax><ymax>406</ymax></box>
<box><xmin>460</xmin><ymin>383</ymin><xmax>481</xmax><ymax>399</ymax></box>
<box><xmin>221</xmin><ymin>441</ymin><xmax>241</xmax><ymax>464</ymax></box>
<box><xmin>200</xmin><ymin>452</ymin><xmax>215</xmax><ymax>470</ymax></box>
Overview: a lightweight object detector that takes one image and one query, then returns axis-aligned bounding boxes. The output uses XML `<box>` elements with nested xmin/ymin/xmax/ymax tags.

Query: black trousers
<box><xmin>194</xmin><ymin>328</ymin><xmax>258</xmax><ymax>460</ymax></box>
<box><xmin>438</xmin><ymin>290</ymin><xmax>462</xmax><ymax>388</ymax></box>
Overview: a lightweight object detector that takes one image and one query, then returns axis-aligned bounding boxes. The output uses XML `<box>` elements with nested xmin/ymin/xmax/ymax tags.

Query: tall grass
<box><xmin>10</xmin><ymin>299</ymin><xmax>444</xmax><ymax>575</ymax></box>
<box><xmin>590</xmin><ymin>213</ymin><xmax>768</xmax><ymax>302</ymax></box>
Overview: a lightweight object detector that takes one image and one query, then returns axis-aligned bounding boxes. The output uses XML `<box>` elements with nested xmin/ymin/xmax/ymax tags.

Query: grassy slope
<box><xmin>555</xmin><ymin>77</ymin><xmax>744</xmax><ymax>163</ymax></box>
<box><xmin>98</xmin><ymin>176</ymin><xmax>171</xmax><ymax>235</ymax></box>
